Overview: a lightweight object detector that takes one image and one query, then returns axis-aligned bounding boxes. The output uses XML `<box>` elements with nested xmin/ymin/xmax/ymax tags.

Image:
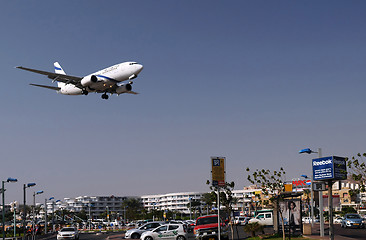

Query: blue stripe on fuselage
<box><xmin>97</xmin><ymin>75</ymin><xmax>118</xmax><ymax>82</ymax></box>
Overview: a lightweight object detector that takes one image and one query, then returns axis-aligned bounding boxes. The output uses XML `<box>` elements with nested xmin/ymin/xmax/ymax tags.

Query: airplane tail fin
<box><xmin>54</xmin><ymin>62</ymin><xmax>66</xmax><ymax>75</ymax></box>
<box><xmin>54</xmin><ymin>62</ymin><xmax>66</xmax><ymax>88</ymax></box>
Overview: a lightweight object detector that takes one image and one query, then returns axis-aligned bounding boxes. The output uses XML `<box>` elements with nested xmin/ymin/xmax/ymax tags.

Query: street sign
<box><xmin>211</xmin><ymin>157</ymin><xmax>226</xmax><ymax>187</ymax></box>
<box><xmin>312</xmin><ymin>156</ymin><xmax>347</xmax><ymax>181</ymax></box>
<box><xmin>313</xmin><ymin>182</ymin><xmax>326</xmax><ymax>191</ymax></box>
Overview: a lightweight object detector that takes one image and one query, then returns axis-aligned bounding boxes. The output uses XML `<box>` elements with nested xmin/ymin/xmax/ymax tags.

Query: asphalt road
<box><xmin>311</xmin><ymin>223</ymin><xmax>366</xmax><ymax>240</ymax></box>
<box><xmin>40</xmin><ymin>224</ymin><xmax>366</xmax><ymax>240</ymax></box>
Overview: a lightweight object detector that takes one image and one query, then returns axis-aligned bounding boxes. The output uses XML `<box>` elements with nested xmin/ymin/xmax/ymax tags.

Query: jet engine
<box><xmin>115</xmin><ymin>83</ymin><xmax>132</xmax><ymax>94</ymax></box>
<box><xmin>80</xmin><ymin>75</ymin><xmax>98</xmax><ymax>87</ymax></box>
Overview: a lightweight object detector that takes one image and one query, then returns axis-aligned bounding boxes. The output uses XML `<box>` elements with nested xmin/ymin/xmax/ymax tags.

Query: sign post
<box><xmin>312</xmin><ymin>156</ymin><xmax>346</xmax><ymax>240</ymax></box>
<box><xmin>211</xmin><ymin>157</ymin><xmax>226</xmax><ymax>240</ymax></box>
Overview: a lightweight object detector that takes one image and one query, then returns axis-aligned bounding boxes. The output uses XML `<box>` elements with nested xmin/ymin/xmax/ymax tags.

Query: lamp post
<box><xmin>53</xmin><ymin>200</ymin><xmax>61</xmax><ymax>232</ymax></box>
<box><xmin>299</xmin><ymin>148</ymin><xmax>324</xmax><ymax>237</ymax></box>
<box><xmin>23</xmin><ymin>183</ymin><xmax>36</xmax><ymax>239</ymax></box>
<box><xmin>45</xmin><ymin>197</ymin><xmax>54</xmax><ymax>234</ymax></box>
<box><xmin>189</xmin><ymin>197</ymin><xmax>192</xmax><ymax>220</ymax></box>
<box><xmin>2</xmin><ymin>177</ymin><xmax>17</xmax><ymax>240</ymax></box>
<box><xmin>32</xmin><ymin>190</ymin><xmax>43</xmax><ymax>237</ymax></box>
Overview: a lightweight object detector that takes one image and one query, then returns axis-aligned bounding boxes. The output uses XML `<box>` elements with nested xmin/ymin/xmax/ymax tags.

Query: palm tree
<box><xmin>201</xmin><ymin>192</ymin><xmax>216</xmax><ymax>214</ymax></box>
<box><xmin>121</xmin><ymin>198</ymin><xmax>144</xmax><ymax>221</ymax></box>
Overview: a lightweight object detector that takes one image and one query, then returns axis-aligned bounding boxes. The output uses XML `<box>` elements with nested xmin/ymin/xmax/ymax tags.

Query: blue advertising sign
<box><xmin>312</xmin><ymin>156</ymin><xmax>347</xmax><ymax>181</ymax></box>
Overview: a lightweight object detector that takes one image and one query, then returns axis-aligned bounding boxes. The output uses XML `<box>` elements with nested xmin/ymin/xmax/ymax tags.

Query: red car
<box><xmin>193</xmin><ymin>215</ymin><xmax>229</xmax><ymax>240</ymax></box>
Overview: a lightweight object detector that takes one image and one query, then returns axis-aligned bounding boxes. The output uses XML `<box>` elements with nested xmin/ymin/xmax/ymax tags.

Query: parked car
<box><xmin>341</xmin><ymin>214</ymin><xmax>365</xmax><ymax>228</ymax></box>
<box><xmin>302</xmin><ymin>217</ymin><xmax>311</xmax><ymax>223</ymax></box>
<box><xmin>248</xmin><ymin>211</ymin><xmax>273</xmax><ymax>226</ymax></box>
<box><xmin>125</xmin><ymin>221</ymin><xmax>163</xmax><ymax>239</ymax></box>
<box><xmin>194</xmin><ymin>215</ymin><xmax>229</xmax><ymax>240</ymax></box>
<box><xmin>333</xmin><ymin>217</ymin><xmax>343</xmax><ymax>224</ymax></box>
<box><xmin>141</xmin><ymin>223</ymin><xmax>189</xmax><ymax>240</ymax></box>
<box><xmin>57</xmin><ymin>227</ymin><xmax>79</xmax><ymax>240</ymax></box>
<box><xmin>234</xmin><ymin>216</ymin><xmax>250</xmax><ymax>225</ymax></box>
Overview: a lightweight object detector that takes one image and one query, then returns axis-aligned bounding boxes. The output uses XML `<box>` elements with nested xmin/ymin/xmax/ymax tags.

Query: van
<box><xmin>234</xmin><ymin>216</ymin><xmax>250</xmax><ymax>225</ymax></box>
<box><xmin>248</xmin><ymin>212</ymin><xmax>273</xmax><ymax>226</ymax></box>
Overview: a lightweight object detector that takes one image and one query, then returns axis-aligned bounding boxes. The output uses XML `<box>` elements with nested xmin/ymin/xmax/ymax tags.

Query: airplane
<box><xmin>16</xmin><ymin>61</ymin><xmax>143</xmax><ymax>99</ymax></box>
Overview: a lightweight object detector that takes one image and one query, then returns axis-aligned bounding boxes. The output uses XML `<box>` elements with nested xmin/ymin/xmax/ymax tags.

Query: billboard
<box><xmin>278</xmin><ymin>199</ymin><xmax>302</xmax><ymax>235</ymax></box>
<box><xmin>211</xmin><ymin>157</ymin><xmax>226</xmax><ymax>187</ymax></box>
<box><xmin>312</xmin><ymin>156</ymin><xmax>347</xmax><ymax>181</ymax></box>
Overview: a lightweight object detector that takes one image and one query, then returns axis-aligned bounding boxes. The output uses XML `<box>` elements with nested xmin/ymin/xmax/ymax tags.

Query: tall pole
<box><xmin>88</xmin><ymin>204</ymin><xmax>91</xmax><ymax>231</ymax></box>
<box><xmin>310</xmin><ymin>174</ymin><xmax>314</xmax><ymax>227</ymax></box>
<box><xmin>52</xmin><ymin>202</ymin><xmax>55</xmax><ymax>233</ymax></box>
<box><xmin>32</xmin><ymin>192</ymin><xmax>35</xmax><ymax>238</ymax></box>
<box><xmin>189</xmin><ymin>198</ymin><xmax>192</xmax><ymax>220</ymax></box>
<box><xmin>217</xmin><ymin>187</ymin><xmax>221</xmax><ymax>240</ymax></box>
<box><xmin>23</xmin><ymin>184</ymin><xmax>26</xmax><ymax>239</ymax></box>
<box><xmin>2</xmin><ymin>181</ymin><xmax>5</xmax><ymax>240</ymax></box>
<box><xmin>13</xmin><ymin>205</ymin><xmax>16</xmax><ymax>238</ymax></box>
<box><xmin>44</xmin><ymin>199</ymin><xmax>47</xmax><ymax>235</ymax></box>
<box><xmin>328</xmin><ymin>180</ymin><xmax>334</xmax><ymax>240</ymax></box>
<box><xmin>318</xmin><ymin>148</ymin><xmax>324</xmax><ymax>237</ymax></box>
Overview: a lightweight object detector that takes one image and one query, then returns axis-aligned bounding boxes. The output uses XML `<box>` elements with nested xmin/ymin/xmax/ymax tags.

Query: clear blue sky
<box><xmin>1</xmin><ymin>1</ymin><xmax>366</xmax><ymax>203</ymax></box>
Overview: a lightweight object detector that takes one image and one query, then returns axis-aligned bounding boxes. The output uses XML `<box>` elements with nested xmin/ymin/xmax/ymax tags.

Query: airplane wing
<box><xmin>30</xmin><ymin>83</ymin><xmax>61</xmax><ymax>91</ymax></box>
<box><xmin>16</xmin><ymin>66</ymin><xmax>82</xmax><ymax>86</ymax></box>
<box><xmin>126</xmin><ymin>91</ymin><xmax>139</xmax><ymax>94</ymax></box>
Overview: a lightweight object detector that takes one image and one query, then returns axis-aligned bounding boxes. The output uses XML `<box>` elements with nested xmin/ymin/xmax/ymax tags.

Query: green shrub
<box><xmin>243</xmin><ymin>222</ymin><xmax>264</xmax><ymax>237</ymax></box>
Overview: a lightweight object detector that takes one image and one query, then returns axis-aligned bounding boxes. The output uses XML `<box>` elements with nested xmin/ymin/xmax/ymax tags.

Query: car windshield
<box><xmin>196</xmin><ymin>217</ymin><xmax>217</xmax><ymax>225</ymax></box>
<box><xmin>61</xmin><ymin>228</ymin><xmax>75</xmax><ymax>232</ymax></box>
<box><xmin>347</xmin><ymin>214</ymin><xmax>361</xmax><ymax>219</ymax></box>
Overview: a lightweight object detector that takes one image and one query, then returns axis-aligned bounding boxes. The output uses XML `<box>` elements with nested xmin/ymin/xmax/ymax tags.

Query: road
<box><xmin>39</xmin><ymin>224</ymin><xmax>366</xmax><ymax>240</ymax></box>
<box><xmin>309</xmin><ymin>223</ymin><xmax>366</xmax><ymax>240</ymax></box>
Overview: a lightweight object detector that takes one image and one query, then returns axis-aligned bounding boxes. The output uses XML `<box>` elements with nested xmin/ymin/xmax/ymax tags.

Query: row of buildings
<box><xmin>4</xmin><ymin>178</ymin><xmax>366</xmax><ymax>220</ymax></box>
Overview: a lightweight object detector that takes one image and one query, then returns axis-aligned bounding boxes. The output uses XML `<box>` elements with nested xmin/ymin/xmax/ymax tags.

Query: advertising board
<box><xmin>211</xmin><ymin>157</ymin><xmax>226</xmax><ymax>187</ymax></box>
<box><xmin>278</xmin><ymin>199</ymin><xmax>302</xmax><ymax>235</ymax></box>
<box><xmin>312</xmin><ymin>156</ymin><xmax>347</xmax><ymax>181</ymax></box>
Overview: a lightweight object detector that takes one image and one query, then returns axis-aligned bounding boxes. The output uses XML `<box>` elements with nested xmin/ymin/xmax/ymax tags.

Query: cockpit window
<box><xmin>129</xmin><ymin>62</ymin><xmax>139</xmax><ymax>65</ymax></box>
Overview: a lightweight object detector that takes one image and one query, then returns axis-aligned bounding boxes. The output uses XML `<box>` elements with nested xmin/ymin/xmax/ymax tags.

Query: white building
<box><xmin>141</xmin><ymin>192</ymin><xmax>202</xmax><ymax>214</ymax></box>
<box><xmin>141</xmin><ymin>189</ymin><xmax>261</xmax><ymax>215</ymax></box>
<box><xmin>45</xmin><ymin>195</ymin><xmax>129</xmax><ymax>220</ymax></box>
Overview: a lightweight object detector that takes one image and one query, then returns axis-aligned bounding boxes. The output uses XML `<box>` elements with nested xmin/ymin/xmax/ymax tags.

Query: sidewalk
<box><xmin>303</xmin><ymin>224</ymin><xmax>356</xmax><ymax>240</ymax></box>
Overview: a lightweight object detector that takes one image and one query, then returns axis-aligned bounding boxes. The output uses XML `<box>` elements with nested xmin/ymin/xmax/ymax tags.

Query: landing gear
<box><xmin>101</xmin><ymin>93</ymin><xmax>109</xmax><ymax>100</ymax></box>
<box><xmin>82</xmin><ymin>89</ymin><xmax>89</xmax><ymax>95</ymax></box>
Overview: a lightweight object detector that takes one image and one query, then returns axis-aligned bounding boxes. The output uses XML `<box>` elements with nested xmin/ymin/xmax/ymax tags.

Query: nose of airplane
<box><xmin>136</xmin><ymin>64</ymin><xmax>143</xmax><ymax>74</ymax></box>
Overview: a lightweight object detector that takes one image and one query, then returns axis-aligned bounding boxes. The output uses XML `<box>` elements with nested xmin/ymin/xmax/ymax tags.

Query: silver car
<box><xmin>125</xmin><ymin>221</ymin><xmax>163</xmax><ymax>239</ymax></box>
<box><xmin>341</xmin><ymin>214</ymin><xmax>365</xmax><ymax>228</ymax></box>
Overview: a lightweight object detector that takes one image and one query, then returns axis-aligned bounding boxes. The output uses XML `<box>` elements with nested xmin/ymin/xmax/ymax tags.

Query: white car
<box><xmin>302</xmin><ymin>217</ymin><xmax>311</xmax><ymax>223</ymax></box>
<box><xmin>125</xmin><ymin>221</ymin><xmax>163</xmax><ymax>239</ymax></box>
<box><xmin>141</xmin><ymin>224</ymin><xmax>189</xmax><ymax>240</ymax></box>
<box><xmin>57</xmin><ymin>227</ymin><xmax>79</xmax><ymax>240</ymax></box>
<box><xmin>334</xmin><ymin>217</ymin><xmax>343</xmax><ymax>224</ymax></box>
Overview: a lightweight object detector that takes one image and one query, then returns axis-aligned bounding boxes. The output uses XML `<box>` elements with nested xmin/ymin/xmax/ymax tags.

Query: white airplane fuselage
<box><xmin>58</xmin><ymin>62</ymin><xmax>143</xmax><ymax>95</ymax></box>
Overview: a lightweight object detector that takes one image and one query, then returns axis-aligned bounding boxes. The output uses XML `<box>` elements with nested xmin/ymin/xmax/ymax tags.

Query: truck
<box><xmin>194</xmin><ymin>215</ymin><xmax>229</xmax><ymax>240</ymax></box>
<box><xmin>248</xmin><ymin>210</ymin><xmax>273</xmax><ymax>226</ymax></box>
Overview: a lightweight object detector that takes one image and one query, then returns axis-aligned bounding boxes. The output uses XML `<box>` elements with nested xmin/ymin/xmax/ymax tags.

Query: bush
<box><xmin>243</xmin><ymin>222</ymin><xmax>264</xmax><ymax>237</ymax></box>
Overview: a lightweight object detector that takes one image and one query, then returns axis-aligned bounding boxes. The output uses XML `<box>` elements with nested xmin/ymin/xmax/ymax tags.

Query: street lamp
<box><xmin>52</xmin><ymin>199</ymin><xmax>61</xmax><ymax>232</ymax></box>
<box><xmin>33</xmin><ymin>190</ymin><xmax>43</xmax><ymax>237</ymax></box>
<box><xmin>299</xmin><ymin>147</ymin><xmax>324</xmax><ymax>237</ymax></box>
<box><xmin>2</xmin><ymin>177</ymin><xmax>17</xmax><ymax>240</ymax></box>
<box><xmin>44</xmin><ymin>197</ymin><xmax>54</xmax><ymax>234</ymax></box>
<box><xmin>23</xmin><ymin>183</ymin><xmax>36</xmax><ymax>238</ymax></box>
<box><xmin>189</xmin><ymin>197</ymin><xmax>192</xmax><ymax>220</ymax></box>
